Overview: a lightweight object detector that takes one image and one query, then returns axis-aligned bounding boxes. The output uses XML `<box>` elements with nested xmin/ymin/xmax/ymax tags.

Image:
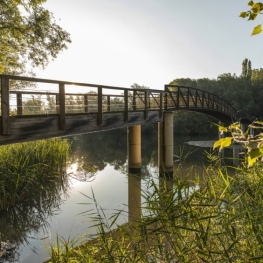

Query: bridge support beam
<box><xmin>127</xmin><ymin>125</ymin><xmax>141</xmax><ymax>173</ymax></box>
<box><xmin>158</xmin><ymin>112</ymin><xmax>174</xmax><ymax>178</ymax></box>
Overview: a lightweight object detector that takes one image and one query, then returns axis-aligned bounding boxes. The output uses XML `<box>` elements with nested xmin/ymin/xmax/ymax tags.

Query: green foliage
<box><xmin>240</xmin><ymin>1</ymin><xmax>263</xmax><ymax>36</ymax></box>
<box><xmin>0</xmin><ymin>0</ymin><xmax>71</xmax><ymax>75</ymax></box>
<box><xmin>0</xmin><ymin>138</ymin><xmax>70</xmax><ymax>210</ymax></box>
<box><xmin>214</xmin><ymin>121</ymin><xmax>263</xmax><ymax>168</ymax></box>
<box><xmin>213</xmin><ymin>136</ymin><xmax>232</xmax><ymax>151</ymax></box>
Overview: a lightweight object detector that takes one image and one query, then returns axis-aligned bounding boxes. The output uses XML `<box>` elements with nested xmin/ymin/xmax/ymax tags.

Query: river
<box><xmin>0</xmin><ymin>126</ymin><xmax>216</xmax><ymax>262</ymax></box>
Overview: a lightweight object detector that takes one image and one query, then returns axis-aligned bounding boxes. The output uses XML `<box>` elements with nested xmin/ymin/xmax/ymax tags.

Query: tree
<box><xmin>240</xmin><ymin>1</ymin><xmax>263</xmax><ymax>35</ymax></box>
<box><xmin>23</xmin><ymin>95</ymin><xmax>45</xmax><ymax>114</ymax></box>
<box><xmin>241</xmin><ymin>58</ymin><xmax>252</xmax><ymax>79</ymax></box>
<box><xmin>0</xmin><ymin>0</ymin><xmax>71</xmax><ymax>75</ymax></box>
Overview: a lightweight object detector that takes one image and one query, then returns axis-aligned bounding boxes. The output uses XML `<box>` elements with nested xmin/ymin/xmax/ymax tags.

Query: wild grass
<box><xmin>0</xmin><ymin>138</ymin><xmax>70</xmax><ymax>210</ymax></box>
<box><xmin>48</xmin><ymin>158</ymin><xmax>263</xmax><ymax>263</ymax></box>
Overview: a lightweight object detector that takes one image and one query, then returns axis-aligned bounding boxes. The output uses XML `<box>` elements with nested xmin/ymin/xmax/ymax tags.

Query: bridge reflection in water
<box><xmin>0</xmin><ymin>74</ymin><xmax>236</xmax><ymax>175</ymax></box>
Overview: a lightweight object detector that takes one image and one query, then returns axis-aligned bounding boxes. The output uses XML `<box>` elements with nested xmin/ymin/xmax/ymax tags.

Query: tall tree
<box><xmin>0</xmin><ymin>0</ymin><xmax>71</xmax><ymax>75</ymax></box>
<box><xmin>241</xmin><ymin>58</ymin><xmax>252</xmax><ymax>79</ymax></box>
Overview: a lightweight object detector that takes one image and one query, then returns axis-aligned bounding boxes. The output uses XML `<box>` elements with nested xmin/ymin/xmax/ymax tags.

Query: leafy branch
<box><xmin>240</xmin><ymin>1</ymin><xmax>263</xmax><ymax>35</ymax></box>
<box><xmin>213</xmin><ymin>121</ymin><xmax>263</xmax><ymax>167</ymax></box>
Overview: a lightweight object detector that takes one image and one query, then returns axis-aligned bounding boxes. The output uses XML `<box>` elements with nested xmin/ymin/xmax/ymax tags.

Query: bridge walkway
<box><xmin>0</xmin><ymin>75</ymin><xmax>236</xmax><ymax>145</ymax></box>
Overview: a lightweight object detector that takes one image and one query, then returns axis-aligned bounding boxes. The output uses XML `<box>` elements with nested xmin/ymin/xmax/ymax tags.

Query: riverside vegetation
<box><xmin>0</xmin><ymin>138</ymin><xmax>70</xmax><ymax>210</ymax></box>
<box><xmin>47</xmin><ymin>122</ymin><xmax>263</xmax><ymax>262</ymax></box>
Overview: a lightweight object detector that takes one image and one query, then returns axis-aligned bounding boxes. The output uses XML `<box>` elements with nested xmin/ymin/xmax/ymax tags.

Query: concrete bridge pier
<box><xmin>158</xmin><ymin>112</ymin><xmax>174</xmax><ymax>178</ymax></box>
<box><xmin>127</xmin><ymin>125</ymin><xmax>141</xmax><ymax>173</ymax></box>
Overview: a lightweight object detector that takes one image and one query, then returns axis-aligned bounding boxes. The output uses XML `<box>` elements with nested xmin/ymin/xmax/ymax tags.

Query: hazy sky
<box><xmin>35</xmin><ymin>0</ymin><xmax>263</xmax><ymax>90</ymax></box>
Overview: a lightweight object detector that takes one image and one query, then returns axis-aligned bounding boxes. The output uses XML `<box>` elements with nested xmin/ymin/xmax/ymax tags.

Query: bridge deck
<box><xmin>0</xmin><ymin>75</ymin><xmax>236</xmax><ymax>145</ymax></box>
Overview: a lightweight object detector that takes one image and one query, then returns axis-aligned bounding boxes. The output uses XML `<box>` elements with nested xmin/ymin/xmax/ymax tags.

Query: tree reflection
<box><xmin>0</xmin><ymin>170</ymin><xmax>69</xmax><ymax>248</ymax></box>
<box><xmin>69</xmin><ymin>125</ymin><xmax>159</xmax><ymax>177</ymax></box>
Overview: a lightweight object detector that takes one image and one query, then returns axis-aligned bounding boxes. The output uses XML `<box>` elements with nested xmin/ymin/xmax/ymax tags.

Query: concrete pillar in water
<box><xmin>128</xmin><ymin>125</ymin><xmax>141</xmax><ymax>173</ymax></box>
<box><xmin>128</xmin><ymin>173</ymin><xmax>141</xmax><ymax>222</ymax></box>
<box><xmin>158</xmin><ymin>112</ymin><xmax>174</xmax><ymax>178</ymax></box>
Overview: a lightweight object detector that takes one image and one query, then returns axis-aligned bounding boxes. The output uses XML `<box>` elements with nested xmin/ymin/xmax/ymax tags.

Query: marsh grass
<box><xmin>48</xmin><ymin>158</ymin><xmax>263</xmax><ymax>263</ymax></box>
<box><xmin>0</xmin><ymin>138</ymin><xmax>70</xmax><ymax>210</ymax></box>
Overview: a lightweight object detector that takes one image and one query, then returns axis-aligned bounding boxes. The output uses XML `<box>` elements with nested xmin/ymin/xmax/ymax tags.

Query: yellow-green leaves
<box><xmin>247</xmin><ymin>147</ymin><xmax>263</xmax><ymax>167</ymax></box>
<box><xmin>240</xmin><ymin>1</ymin><xmax>263</xmax><ymax>36</ymax></box>
<box><xmin>213</xmin><ymin>137</ymin><xmax>233</xmax><ymax>151</ymax></box>
<box><xmin>218</xmin><ymin>125</ymin><xmax>228</xmax><ymax>133</ymax></box>
<box><xmin>240</xmin><ymin>12</ymin><xmax>249</xmax><ymax>18</ymax></box>
<box><xmin>252</xmin><ymin>24</ymin><xmax>262</xmax><ymax>35</ymax></box>
<box><xmin>214</xmin><ymin>120</ymin><xmax>263</xmax><ymax>168</ymax></box>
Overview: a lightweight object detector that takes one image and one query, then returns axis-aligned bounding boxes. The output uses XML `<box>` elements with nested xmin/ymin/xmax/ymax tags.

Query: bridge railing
<box><xmin>0</xmin><ymin>75</ymin><xmax>165</xmax><ymax>134</ymax></box>
<box><xmin>165</xmin><ymin>85</ymin><xmax>237</xmax><ymax>120</ymax></box>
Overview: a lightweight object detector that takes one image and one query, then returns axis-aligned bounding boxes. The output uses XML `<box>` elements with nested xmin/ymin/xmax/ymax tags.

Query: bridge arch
<box><xmin>165</xmin><ymin>85</ymin><xmax>237</xmax><ymax>123</ymax></box>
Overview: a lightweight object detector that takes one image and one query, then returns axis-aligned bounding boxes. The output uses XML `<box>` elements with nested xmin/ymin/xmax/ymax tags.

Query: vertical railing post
<box><xmin>98</xmin><ymin>86</ymin><xmax>103</xmax><ymax>125</ymax></box>
<box><xmin>133</xmin><ymin>90</ymin><xmax>136</xmax><ymax>110</ymax></box>
<box><xmin>144</xmin><ymin>90</ymin><xmax>148</xmax><ymax>120</ymax></box>
<box><xmin>195</xmin><ymin>89</ymin><xmax>198</xmax><ymax>107</ymax></box>
<box><xmin>107</xmin><ymin>95</ymin><xmax>110</xmax><ymax>112</ymax></box>
<box><xmin>176</xmin><ymin>87</ymin><xmax>180</xmax><ymax>108</ymax></box>
<box><xmin>84</xmin><ymin>94</ymin><xmax>88</xmax><ymax>113</ymax></box>
<box><xmin>164</xmin><ymin>85</ymin><xmax>168</xmax><ymax>111</ymax></box>
<box><xmin>187</xmin><ymin>88</ymin><xmax>190</xmax><ymax>108</ymax></box>
<box><xmin>17</xmin><ymin>93</ymin><xmax>22</xmax><ymax>116</ymax></box>
<box><xmin>1</xmin><ymin>76</ymin><xmax>10</xmax><ymax>135</ymax></box>
<box><xmin>159</xmin><ymin>92</ymin><xmax>163</xmax><ymax>118</ymax></box>
<box><xmin>124</xmin><ymin>89</ymin><xmax>128</xmax><ymax>122</ymax></box>
<box><xmin>58</xmin><ymin>83</ymin><xmax>65</xmax><ymax>130</ymax></box>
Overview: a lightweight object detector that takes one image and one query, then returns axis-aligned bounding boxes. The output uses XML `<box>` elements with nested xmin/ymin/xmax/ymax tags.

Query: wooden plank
<box><xmin>124</xmin><ymin>90</ymin><xmax>128</xmax><ymax>122</ymax></box>
<box><xmin>84</xmin><ymin>95</ymin><xmax>88</xmax><ymax>113</ymax></box>
<box><xmin>107</xmin><ymin>95</ymin><xmax>110</xmax><ymax>112</ymax></box>
<box><xmin>58</xmin><ymin>83</ymin><xmax>65</xmax><ymax>130</ymax></box>
<box><xmin>159</xmin><ymin>93</ymin><xmax>163</xmax><ymax>118</ymax></box>
<box><xmin>144</xmin><ymin>90</ymin><xmax>148</xmax><ymax>120</ymax></box>
<box><xmin>97</xmin><ymin>87</ymin><xmax>103</xmax><ymax>124</ymax></box>
<box><xmin>1</xmin><ymin>77</ymin><xmax>10</xmax><ymax>135</ymax></box>
<box><xmin>133</xmin><ymin>90</ymin><xmax>136</xmax><ymax>110</ymax></box>
<box><xmin>0</xmin><ymin>111</ymin><xmax>162</xmax><ymax>145</ymax></box>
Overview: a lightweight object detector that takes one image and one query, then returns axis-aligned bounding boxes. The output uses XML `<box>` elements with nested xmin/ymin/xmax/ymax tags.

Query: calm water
<box><xmin>0</xmin><ymin>127</ymin><xmax>215</xmax><ymax>263</ymax></box>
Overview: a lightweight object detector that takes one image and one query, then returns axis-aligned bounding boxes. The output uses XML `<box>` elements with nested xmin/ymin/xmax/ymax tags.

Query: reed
<box><xmin>0</xmin><ymin>138</ymin><xmax>70</xmax><ymax>210</ymax></box>
<box><xmin>48</xmin><ymin>159</ymin><xmax>263</xmax><ymax>262</ymax></box>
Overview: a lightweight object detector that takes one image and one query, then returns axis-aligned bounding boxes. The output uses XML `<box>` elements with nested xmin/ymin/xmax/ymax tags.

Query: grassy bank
<box><xmin>48</xmin><ymin>159</ymin><xmax>263</xmax><ymax>262</ymax></box>
<box><xmin>0</xmin><ymin>138</ymin><xmax>70</xmax><ymax>210</ymax></box>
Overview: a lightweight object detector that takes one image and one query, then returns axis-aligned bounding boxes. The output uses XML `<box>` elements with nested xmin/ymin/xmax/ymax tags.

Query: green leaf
<box><xmin>213</xmin><ymin>137</ymin><xmax>232</xmax><ymax>151</ymax></box>
<box><xmin>252</xmin><ymin>2</ymin><xmax>263</xmax><ymax>12</ymax></box>
<box><xmin>218</xmin><ymin>125</ymin><xmax>228</xmax><ymax>132</ymax></box>
<box><xmin>248</xmin><ymin>0</ymin><xmax>254</xmax><ymax>6</ymax></box>
<box><xmin>240</xmin><ymin>12</ymin><xmax>248</xmax><ymax>18</ymax></box>
<box><xmin>247</xmin><ymin>147</ymin><xmax>263</xmax><ymax>167</ymax></box>
<box><xmin>252</xmin><ymin>24</ymin><xmax>262</xmax><ymax>35</ymax></box>
<box><xmin>249</xmin><ymin>12</ymin><xmax>258</xmax><ymax>20</ymax></box>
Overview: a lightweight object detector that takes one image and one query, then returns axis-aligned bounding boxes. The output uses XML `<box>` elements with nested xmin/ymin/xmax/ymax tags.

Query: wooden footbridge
<box><xmin>0</xmin><ymin>75</ymin><xmax>236</xmax><ymax>146</ymax></box>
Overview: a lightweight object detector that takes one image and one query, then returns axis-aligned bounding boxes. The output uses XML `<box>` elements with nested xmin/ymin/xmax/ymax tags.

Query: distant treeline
<box><xmin>169</xmin><ymin>58</ymin><xmax>263</xmax><ymax>135</ymax></box>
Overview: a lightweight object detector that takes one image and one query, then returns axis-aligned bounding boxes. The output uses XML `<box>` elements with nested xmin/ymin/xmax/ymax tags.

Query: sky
<box><xmin>34</xmin><ymin>0</ymin><xmax>263</xmax><ymax>90</ymax></box>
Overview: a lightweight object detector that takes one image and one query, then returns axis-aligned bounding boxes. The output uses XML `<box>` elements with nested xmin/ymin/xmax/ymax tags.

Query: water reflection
<box><xmin>0</xmin><ymin>171</ymin><xmax>69</xmax><ymax>262</ymax></box>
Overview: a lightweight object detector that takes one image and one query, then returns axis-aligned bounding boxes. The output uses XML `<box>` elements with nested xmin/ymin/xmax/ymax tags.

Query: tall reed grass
<box><xmin>0</xmin><ymin>138</ymin><xmax>70</xmax><ymax>210</ymax></box>
<box><xmin>48</xmin><ymin>157</ymin><xmax>263</xmax><ymax>262</ymax></box>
